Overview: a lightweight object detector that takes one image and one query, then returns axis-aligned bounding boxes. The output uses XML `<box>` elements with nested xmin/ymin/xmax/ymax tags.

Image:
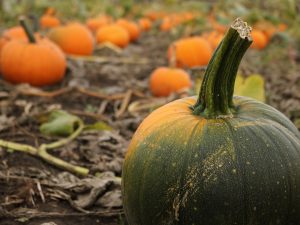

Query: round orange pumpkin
<box><xmin>250</xmin><ymin>30</ymin><xmax>268</xmax><ymax>50</ymax></box>
<box><xmin>168</xmin><ymin>37</ymin><xmax>213</xmax><ymax>68</ymax></box>
<box><xmin>96</xmin><ymin>24</ymin><xmax>130</xmax><ymax>48</ymax></box>
<box><xmin>86</xmin><ymin>16</ymin><xmax>112</xmax><ymax>33</ymax></box>
<box><xmin>160</xmin><ymin>17</ymin><xmax>174</xmax><ymax>32</ymax></box>
<box><xmin>116</xmin><ymin>19</ymin><xmax>140</xmax><ymax>42</ymax></box>
<box><xmin>48</xmin><ymin>22</ymin><xmax>95</xmax><ymax>55</ymax></box>
<box><xmin>150</xmin><ymin>67</ymin><xmax>192</xmax><ymax>97</ymax></box>
<box><xmin>138</xmin><ymin>18</ymin><xmax>152</xmax><ymax>31</ymax></box>
<box><xmin>205</xmin><ymin>31</ymin><xmax>224</xmax><ymax>49</ymax></box>
<box><xmin>278</xmin><ymin>23</ymin><xmax>287</xmax><ymax>32</ymax></box>
<box><xmin>0</xmin><ymin>20</ymin><xmax>66</xmax><ymax>86</ymax></box>
<box><xmin>40</xmin><ymin>15</ymin><xmax>61</xmax><ymax>29</ymax></box>
<box><xmin>39</xmin><ymin>7</ymin><xmax>61</xmax><ymax>29</ymax></box>
<box><xmin>254</xmin><ymin>21</ymin><xmax>277</xmax><ymax>41</ymax></box>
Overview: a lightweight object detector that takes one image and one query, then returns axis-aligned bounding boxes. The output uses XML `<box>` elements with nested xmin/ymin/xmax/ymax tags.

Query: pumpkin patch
<box><xmin>0</xmin><ymin>1</ymin><xmax>299</xmax><ymax>225</ymax></box>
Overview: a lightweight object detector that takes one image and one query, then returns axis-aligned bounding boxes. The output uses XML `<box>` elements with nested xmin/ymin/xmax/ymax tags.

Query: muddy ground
<box><xmin>0</xmin><ymin>30</ymin><xmax>300</xmax><ymax>225</ymax></box>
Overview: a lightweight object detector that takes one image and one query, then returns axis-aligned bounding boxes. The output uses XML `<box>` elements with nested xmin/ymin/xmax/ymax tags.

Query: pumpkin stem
<box><xmin>19</xmin><ymin>16</ymin><xmax>36</xmax><ymax>43</ymax></box>
<box><xmin>192</xmin><ymin>18</ymin><xmax>253</xmax><ymax>118</ymax></box>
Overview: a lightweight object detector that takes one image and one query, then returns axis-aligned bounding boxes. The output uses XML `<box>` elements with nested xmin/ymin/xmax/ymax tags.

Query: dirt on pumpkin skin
<box><xmin>0</xmin><ymin>29</ymin><xmax>299</xmax><ymax>225</ymax></box>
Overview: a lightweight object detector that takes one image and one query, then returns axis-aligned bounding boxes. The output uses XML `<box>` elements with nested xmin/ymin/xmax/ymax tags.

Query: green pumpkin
<box><xmin>122</xmin><ymin>18</ymin><xmax>300</xmax><ymax>225</ymax></box>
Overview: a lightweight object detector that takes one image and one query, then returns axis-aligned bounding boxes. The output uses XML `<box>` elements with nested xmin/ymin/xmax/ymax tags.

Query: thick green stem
<box><xmin>192</xmin><ymin>18</ymin><xmax>253</xmax><ymax>118</ymax></box>
<box><xmin>19</xmin><ymin>16</ymin><xmax>36</xmax><ymax>43</ymax></box>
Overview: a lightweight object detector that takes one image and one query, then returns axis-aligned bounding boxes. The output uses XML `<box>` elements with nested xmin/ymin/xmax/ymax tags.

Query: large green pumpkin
<box><xmin>122</xmin><ymin>18</ymin><xmax>300</xmax><ymax>225</ymax></box>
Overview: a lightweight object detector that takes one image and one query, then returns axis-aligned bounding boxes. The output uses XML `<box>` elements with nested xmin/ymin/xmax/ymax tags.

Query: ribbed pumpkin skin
<box><xmin>122</xmin><ymin>96</ymin><xmax>300</xmax><ymax>225</ymax></box>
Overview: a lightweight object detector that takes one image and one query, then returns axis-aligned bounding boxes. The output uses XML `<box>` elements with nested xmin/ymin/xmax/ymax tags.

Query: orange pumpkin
<box><xmin>168</xmin><ymin>37</ymin><xmax>213</xmax><ymax>68</ymax></box>
<box><xmin>205</xmin><ymin>31</ymin><xmax>224</xmax><ymax>49</ymax></box>
<box><xmin>138</xmin><ymin>18</ymin><xmax>152</xmax><ymax>31</ymax></box>
<box><xmin>150</xmin><ymin>67</ymin><xmax>192</xmax><ymax>97</ymax></box>
<box><xmin>39</xmin><ymin>7</ymin><xmax>61</xmax><ymax>29</ymax></box>
<box><xmin>182</xmin><ymin>12</ymin><xmax>195</xmax><ymax>22</ymax></box>
<box><xmin>254</xmin><ymin>21</ymin><xmax>278</xmax><ymax>41</ymax></box>
<box><xmin>160</xmin><ymin>17</ymin><xmax>175</xmax><ymax>32</ymax></box>
<box><xmin>0</xmin><ymin>19</ymin><xmax>66</xmax><ymax>86</ymax></box>
<box><xmin>116</xmin><ymin>19</ymin><xmax>140</xmax><ymax>41</ymax></box>
<box><xmin>96</xmin><ymin>24</ymin><xmax>130</xmax><ymax>48</ymax></box>
<box><xmin>250</xmin><ymin>30</ymin><xmax>268</xmax><ymax>50</ymax></box>
<box><xmin>278</xmin><ymin>23</ymin><xmax>287</xmax><ymax>32</ymax></box>
<box><xmin>145</xmin><ymin>11</ymin><xmax>166</xmax><ymax>21</ymax></box>
<box><xmin>44</xmin><ymin>7</ymin><xmax>56</xmax><ymax>16</ymax></box>
<box><xmin>86</xmin><ymin>16</ymin><xmax>112</xmax><ymax>32</ymax></box>
<box><xmin>0</xmin><ymin>26</ymin><xmax>27</xmax><ymax>52</ymax></box>
<box><xmin>40</xmin><ymin>15</ymin><xmax>61</xmax><ymax>29</ymax></box>
<box><xmin>48</xmin><ymin>22</ymin><xmax>95</xmax><ymax>55</ymax></box>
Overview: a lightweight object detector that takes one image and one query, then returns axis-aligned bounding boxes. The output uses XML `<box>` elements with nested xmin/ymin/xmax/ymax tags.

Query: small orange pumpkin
<box><xmin>168</xmin><ymin>37</ymin><xmax>213</xmax><ymax>68</ymax></box>
<box><xmin>182</xmin><ymin>12</ymin><xmax>195</xmax><ymax>22</ymax></box>
<box><xmin>145</xmin><ymin>11</ymin><xmax>166</xmax><ymax>21</ymax></box>
<box><xmin>0</xmin><ymin>19</ymin><xmax>66</xmax><ymax>86</ymax></box>
<box><xmin>96</xmin><ymin>24</ymin><xmax>130</xmax><ymax>48</ymax></box>
<box><xmin>250</xmin><ymin>30</ymin><xmax>268</xmax><ymax>50</ymax></box>
<box><xmin>150</xmin><ymin>67</ymin><xmax>192</xmax><ymax>97</ymax></box>
<box><xmin>254</xmin><ymin>21</ymin><xmax>277</xmax><ymax>41</ymax></box>
<box><xmin>278</xmin><ymin>23</ymin><xmax>287</xmax><ymax>32</ymax></box>
<box><xmin>40</xmin><ymin>15</ymin><xmax>61</xmax><ymax>29</ymax></box>
<box><xmin>86</xmin><ymin>16</ymin><xmax>112</xmax><ymax>33</ymax></box>
<box><xmin>116</xmin><ymin>19</ymin><xmax>140</xmax><ymax>42</ymax></box>
<box><xmin>48</xmin><ymin>22</ymin><xmax>95</xmax><ymax>55</ymax></box>
<box><xmin>160</xmin><ymin>17</ymin><xmax>175</xmax><ymax>32</ymax></box>
<box><xmin>138</xmin><ymin>18</ymin><xmax>152</xmax><ymax>31</ymax></box>
<box><xmin>39</xmin><ymin>7</ymin><xmax>61</xmax><ymax>29</ymax></box>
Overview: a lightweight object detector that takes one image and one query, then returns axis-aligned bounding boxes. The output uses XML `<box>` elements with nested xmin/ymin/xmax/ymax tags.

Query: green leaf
<box><xmin>84</xmin><ymin>121</ymin><xmax>113</xmax><ymax>131</ymax></box>
<box><xmin>40</xmin><ymin>110</ymin><xmax>81</xmax><ymax>137</ymax></box>
<box><xmin>234</xmin><ymin>74</ymin><xmax>266</xmax><ymax>102</ymax></box>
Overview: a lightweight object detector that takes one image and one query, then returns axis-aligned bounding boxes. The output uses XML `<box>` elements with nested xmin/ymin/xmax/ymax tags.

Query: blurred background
<box><xmin>0</xmin><ymin>1</ymin><xmax>300</xmax><ymax>224</ymax></box>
